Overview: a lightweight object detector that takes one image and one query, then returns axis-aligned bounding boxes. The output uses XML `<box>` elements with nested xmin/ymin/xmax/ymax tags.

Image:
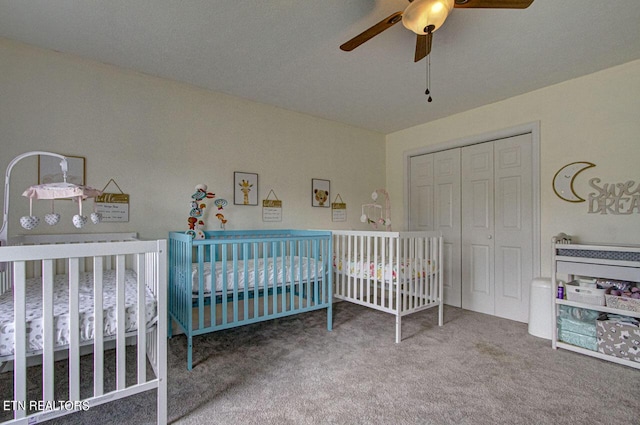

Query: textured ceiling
<box><xmin>1</xmin><ymin>0</ymin><xmax>639</xmax><ymax>134</ymax></box>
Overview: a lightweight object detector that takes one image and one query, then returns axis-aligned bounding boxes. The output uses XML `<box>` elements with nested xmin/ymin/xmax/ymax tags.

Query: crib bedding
<box><xmin>0</xmin><ymin>269</ymin><xmax>157</xmax><ymax>357</ymax></box>
<box><xmin>333</xmin><ymin>256</ymin><xmax>437</xmax><ymax>282</ymax></box>
<box><xmin>191</xmin><ymin>256</ymin><xmax>324</xmax><ymax>295</ymax></box>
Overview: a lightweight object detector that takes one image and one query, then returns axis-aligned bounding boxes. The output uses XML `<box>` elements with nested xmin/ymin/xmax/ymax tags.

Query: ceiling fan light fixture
<box><xmin>402</xmin><ymin>0</ymin><xmax>455</xmax><ymax>35</ymax></box>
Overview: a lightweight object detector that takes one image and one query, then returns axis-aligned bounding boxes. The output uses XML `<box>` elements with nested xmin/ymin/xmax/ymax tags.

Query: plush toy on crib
<box><xmin>185</xmin><ymin>184</ymin><xmax>215</xmax><ymax>239</ymax></box>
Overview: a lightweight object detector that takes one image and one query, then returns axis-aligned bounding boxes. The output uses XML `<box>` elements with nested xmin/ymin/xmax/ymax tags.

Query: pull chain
<box><xmin>425</xmin><ymin>53</ymin><xmax>432</xmax><ymax>103</ymax></box>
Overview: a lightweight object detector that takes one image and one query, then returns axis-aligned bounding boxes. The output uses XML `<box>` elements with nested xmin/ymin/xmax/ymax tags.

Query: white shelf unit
<box><xmin>551</xmin><ymin>238</ymin><xmax>640</xmax><ymax>369</ymax></box>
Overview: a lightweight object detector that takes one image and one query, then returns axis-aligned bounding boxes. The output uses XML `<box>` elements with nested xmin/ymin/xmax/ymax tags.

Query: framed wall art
<box><xmin>39</xmin><ymin>155</ymin><xmax>85</xmax><ymax>185</ymax></box>
<box><xmin>234</xmin><ymin>172</ymin><xmax>258</xmax><ymax>205</ymax></box>
<box><xmin>311</xmin><ymin>178</ymin><xmax>330</xmax><ymax>208</ymax></box>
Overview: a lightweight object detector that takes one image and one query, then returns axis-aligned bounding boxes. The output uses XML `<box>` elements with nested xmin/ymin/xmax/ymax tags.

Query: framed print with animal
<box><xmin>234</xmin><ymin>172</ymin><xmax>258</xmax><ymax>205</ymax></box>
<box><xmin>312</xmin><ymin>178</ymin><xmax>330</xmax><ymax>208</ymax></box>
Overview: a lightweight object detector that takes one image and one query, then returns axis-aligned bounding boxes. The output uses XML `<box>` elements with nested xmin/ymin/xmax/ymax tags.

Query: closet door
<box><xmin>493</xmin><ymin>134</ymin><xmax>533</xmax><ymax>322</ymax></box>
<box><xmin>461</xmin><ymin>134</ymin><xmax>533</xmax><ymax>322</ymax></box>
<box><xmin>409</xmin><ymin>150</ymin><xmax>462</xmax><ymax>307</ymax></box>
<box><xmin>461</xmin><ymin>143</ymin><xmax>495</xmax><ymax>315</ymax></box>
<box><xmin>409</xmin><ymin>154</ymin><xmax>435</xmax><ymax>231</ymax></box>
<box><xmin>409</xmin><ymin>133</ymin><xmax>534</xmax><ymax>320</ymax></box>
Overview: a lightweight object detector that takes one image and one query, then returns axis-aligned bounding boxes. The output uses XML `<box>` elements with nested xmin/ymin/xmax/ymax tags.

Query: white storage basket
<box><xmin>566</xmin><ymin>285</ymin><xmax>606</xmax><ymax>306</ymax></box>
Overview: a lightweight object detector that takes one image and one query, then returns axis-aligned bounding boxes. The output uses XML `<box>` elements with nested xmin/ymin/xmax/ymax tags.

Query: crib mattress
<box><xmin>333</xmin><ymin>256</ymin><xmax>437</xmax><ymax>282</ymax></box>
<box><xmin>192</xmin><ymin>256</ymin><xmax>324</xmax><ymax>295</ymax></box>
<box><xmin>0</xmin><ymin>270</ymin><xmax>157</xmax><ymax>358</ymax></box>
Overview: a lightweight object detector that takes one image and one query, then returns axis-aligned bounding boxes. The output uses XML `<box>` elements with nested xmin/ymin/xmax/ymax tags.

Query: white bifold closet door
<box><xmin>409</xmin><ymin>133</ymin><xmax>533</xmax><ymax>322</ymax></box>
<box><xmin>409</xmin><ymin>149</ymin><xmax>462</xmax><ymax>307</ymax></box>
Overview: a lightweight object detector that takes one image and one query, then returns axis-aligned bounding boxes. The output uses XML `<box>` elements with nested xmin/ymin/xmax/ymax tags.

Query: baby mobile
<box><xmin>186</xmin><ymin>184</ymin><xmax>229</xmax><ymax>239</ymax></box>
<box><xmin>0</xmin><ymin>152</ymin><xmax>103</xmax><ymax>253</ymax></box>
<box><xmin>20</xmin><ymin>161</ymin><xmax>103</xmax><ymax>230</ymax></box>
<box><xmin>21</xmin><ymin>184</ymin><xmax>103</xmax><ymax>230</ymax></box>
<box><xmin>360</xmin><ymin>188</ymin><xmax>391</xmax><ymax>231</ymax></box>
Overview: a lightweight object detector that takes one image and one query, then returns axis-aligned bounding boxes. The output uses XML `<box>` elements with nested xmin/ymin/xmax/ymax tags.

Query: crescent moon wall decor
<box><xmin>552</xmin><ymin>161</ymin><xmax>596</xmax><ymax>203</ymax></box>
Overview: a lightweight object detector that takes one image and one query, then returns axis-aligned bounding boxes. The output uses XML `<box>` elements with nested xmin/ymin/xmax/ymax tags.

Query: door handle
<box><xmin>488</xmin><ymin>235</ymin><xmax>492</xmax><ymax>239</ymax></box>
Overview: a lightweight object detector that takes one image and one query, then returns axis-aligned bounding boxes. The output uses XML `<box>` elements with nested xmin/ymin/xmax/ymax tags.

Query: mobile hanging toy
<box><xmin>360</xmin><ymin>188</ymin><xmax>391</xmax><ymax>231</ymax></box>
<box><xmin>15</xmin><ymin>152</ymin><xmax>102</xmax><ymax>230</ymax></box>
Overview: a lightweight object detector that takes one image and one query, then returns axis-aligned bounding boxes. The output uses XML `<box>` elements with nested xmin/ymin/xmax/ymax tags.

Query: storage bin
<box><xmin>605</xmin><ymin>294</ymin><xmax>640</xmax><ymax>313</ymax></box>
<box><xmin>565</xmin><ymin>285</ymin><xmax>606</xmax><ymax>306</ymax></box>
<box><xmin>596</xmin><ymin>318</ymin><xmax>640</xmax><ymax>362</ymax></box>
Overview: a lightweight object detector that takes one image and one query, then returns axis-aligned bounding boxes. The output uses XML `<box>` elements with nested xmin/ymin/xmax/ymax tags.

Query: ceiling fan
<box><xmin>340</xmin><ymin>0</ymin><xmax>534</xmax><ymax>63</ymax></box>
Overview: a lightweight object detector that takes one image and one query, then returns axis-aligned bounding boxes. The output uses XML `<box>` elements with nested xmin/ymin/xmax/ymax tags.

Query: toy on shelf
<box><xmin>360</xmin><ymin>188</ymin><xmax>391</xmax><ymax>231</ymax></box>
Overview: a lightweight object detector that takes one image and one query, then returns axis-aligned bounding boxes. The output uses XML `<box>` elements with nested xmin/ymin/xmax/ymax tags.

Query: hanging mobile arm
<box><xmin>0</xmin><ymin>151</ymin><xmax>67</xmax><ymax>246</ymax></box>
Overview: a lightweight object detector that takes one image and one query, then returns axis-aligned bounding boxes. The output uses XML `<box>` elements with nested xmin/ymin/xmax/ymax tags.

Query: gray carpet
<box><xmin>3</xmin><ymin>302</ymin><xmax>639</xmax><ymax>425</ymax></box>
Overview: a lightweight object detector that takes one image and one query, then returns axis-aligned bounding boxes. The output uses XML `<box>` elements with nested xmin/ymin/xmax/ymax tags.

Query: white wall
<box><xmin>386</xmin><ymin>59</ymin><xmax>640</xmax><ymax>274</ymax></box>
<box><xmin>0</xmin><ymin>38</ymin><xmax>385</xmax><ymax>240</ymax></box>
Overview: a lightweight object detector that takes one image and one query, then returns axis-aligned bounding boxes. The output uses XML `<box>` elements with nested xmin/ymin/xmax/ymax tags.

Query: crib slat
<box><xmin>253</xmin><ymin>242</ymin><xmax>259</xmax><ymax>319</ymax></box>
<box><xmin>271</xmin><ymin>241</ymin><xmax>277</xmax><ymax>314</ymax></box>
<box><xmin>283</xmin><ymin>241</ymin><xmax>289</xmax><ymax>313</ymax></box>
<box><xmin>313</xmin><ymin>239</ymin><xmax>319</xmax><ymax>305</ymax></box>
<box><xmin>68</xmin><ymin>257</ymin><xmax>81</xmax><ymax>401</ymax></box>
<box><xmin>211</xmin><ymin>246</ymin><xmax>217</xmax><ymax>327</ymax></box>
<box><xmin>94</xmin><ymin>256</ymin><xmax>105</xmax><ymax>397</ymax></box>
<box><xmin>13</xmin><ymin>261</ymin><xmax>27</xmax><ymax>420</ymax></box>
<box><xmin>137</xmin><ymin>253</ymin><xmax>147</xmax><ymax>384</ymax></box>
<box><xmin>221</xmin><ymin>246</ymin><xmax>229</xmax><ymax>324</ymax></box>
<box><xmin>197</xmin><ymin>245</ymin><xmax>205</xmax><ymax>330</ymax></box>
<box><xmin>262</xmin><ymin>242</ymin><xmax>268</xmax><ymax>318</ymax></box>
<box><xmin>232</xmin><ymin>243</ymin><xmax>239</xmax><ymax>323</ymax></box>
<box><xmin>116</xmin><ymin>254</ymin><xmax>126</xmax><ymax>390</ymax></box>
<box><xmin>243</xmin><ymin>244</ymin><xmax>249</xmax><ymax>320</ymax></box>
<box><xmin>42</xmin><ymin>259</ymin><xmax>55</xmax><ymax>402</ymax></box>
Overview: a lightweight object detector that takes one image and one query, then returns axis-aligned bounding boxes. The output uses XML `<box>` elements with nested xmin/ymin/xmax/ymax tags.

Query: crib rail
<box><xmin>332</xmin><ymin>230</ymin><xmax>443</xmax><ymax>343</ymax></box>
<box><xmin>0</xmin><ymin>237</ymin><xmax>166</xmax><ymax>425</ymax></box>
<box><xmin>7</xmin><ymin>233</ymin><xmax>138</xmax><ymax>278</ymax></box>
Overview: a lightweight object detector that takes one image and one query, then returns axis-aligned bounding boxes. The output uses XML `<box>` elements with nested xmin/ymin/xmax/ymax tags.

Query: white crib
<box><xmin>332</xmin><ymin>230</ymin><xmax>443</xmax><ymax>343</ymax></box>
<box><xmin>0</xmin><ymin>233</ymin><xmax>167</xmax><ymax>425</ymax></box>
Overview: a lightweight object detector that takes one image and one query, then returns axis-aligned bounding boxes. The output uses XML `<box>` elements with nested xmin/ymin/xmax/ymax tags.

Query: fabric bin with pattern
<box><xmin>596</xmin><ymin>315</ymin><xmax>640</xmax><ymax>362</ymax></box>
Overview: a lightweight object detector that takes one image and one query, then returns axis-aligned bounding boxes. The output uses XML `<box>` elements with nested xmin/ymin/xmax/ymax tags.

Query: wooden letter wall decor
<box><xmin>587</xmin><ymin>178</ymin><xmax>640</xmax><ymax>215</ymax></box>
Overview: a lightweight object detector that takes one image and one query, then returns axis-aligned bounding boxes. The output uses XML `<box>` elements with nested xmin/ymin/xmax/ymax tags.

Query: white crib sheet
<box><xmin>0</xmin><ymin>269</ymin><xmax>157</xmax><ymax>357</ymax></box>
<box><xmin>192</xmin><ymin>256</ymin><xmax>324</xmax><ymax>295</ymax></box>
<box><xmin>333</xmin><ymin>256</ymin><xmax>437</xmax><ymax>282</ymax></box>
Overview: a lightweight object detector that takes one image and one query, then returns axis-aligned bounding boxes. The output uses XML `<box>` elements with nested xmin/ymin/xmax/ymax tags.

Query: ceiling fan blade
<box><xmin>414</xmin><ymin>33</ymin><xmax>432</xmax><ymax>62</ymax></box>
<box><xmin>340</xmin><ymin>11</ymin><xmax>403</xmax><ymax>52</ymax></box>
<box><xmin>453</xmin><ymin>0</ymin><xmax>534</xmax><ymax>8</ymax></box>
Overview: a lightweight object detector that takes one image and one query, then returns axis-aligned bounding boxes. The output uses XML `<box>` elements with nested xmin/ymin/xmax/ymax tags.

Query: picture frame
<box><xmin>311</xmin><ymin>178</ymin><xmax>330</xmax><ymax>208</ymax></box>
<box><xmin>39</xmin><ymin>155</ymin><xmax>85</xmax><ymax>185</ymax></box>
<box><xmin>234</xmin><ymin>172</ymin><xmax>258</xmax><ymax>205</ymax></box>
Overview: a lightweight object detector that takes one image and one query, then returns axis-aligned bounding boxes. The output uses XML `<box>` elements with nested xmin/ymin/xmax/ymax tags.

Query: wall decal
<box><xmin>588</xmin><ymin>178</ymin><xmax>640</xmax><ymax>215</ymax></box>
<box><xmin>552</xmin><ymin>161</ymin><xmax>595</xmax><ymax>203</ymax></box>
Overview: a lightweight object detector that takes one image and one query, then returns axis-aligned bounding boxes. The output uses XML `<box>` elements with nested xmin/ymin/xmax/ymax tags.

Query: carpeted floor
<box><xmin>3</xmin><ymin>302</ymin><xmax>640</xmax><ymax>424</ymax></box>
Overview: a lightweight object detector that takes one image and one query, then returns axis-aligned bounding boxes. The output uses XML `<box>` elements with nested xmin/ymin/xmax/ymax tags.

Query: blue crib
<box><xmin>168</xmin><ymin>229</ymin><xmax>333</xmax><ymax>369</ymax></box>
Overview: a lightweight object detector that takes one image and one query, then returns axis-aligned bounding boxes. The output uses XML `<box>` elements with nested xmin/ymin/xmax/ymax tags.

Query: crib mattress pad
<box><xmin>0</xmin><ymin>269</ymin><xmax>157</xmax><ymax>357</ymax></box>
<box><xmin>192</xmin><ymin>256</ymin><xmax>324</xmax><ymax>295</ymax></box>
<box><xmin>333</xmin><ymin>256</ymin><xmax>437</xmax><ymax>282</ymax></box>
